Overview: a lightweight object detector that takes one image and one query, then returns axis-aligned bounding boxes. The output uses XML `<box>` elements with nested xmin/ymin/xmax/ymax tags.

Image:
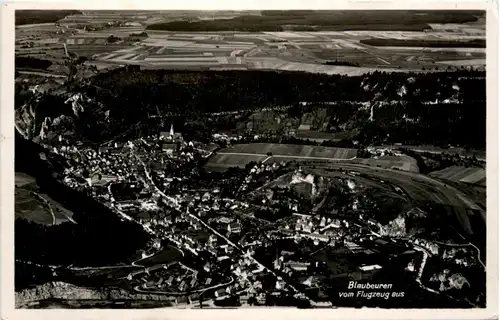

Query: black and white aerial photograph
<box><xmin>11</xmin><ymin>7</ymin><xmax>491</xmax><ymax>311</ymax></box>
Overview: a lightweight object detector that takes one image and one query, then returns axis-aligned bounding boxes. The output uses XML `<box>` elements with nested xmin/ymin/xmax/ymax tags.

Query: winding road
<box><xmin>133</xmin><ymin>276</ymin><xmax>235</xmax><ymax>296</ymax></box>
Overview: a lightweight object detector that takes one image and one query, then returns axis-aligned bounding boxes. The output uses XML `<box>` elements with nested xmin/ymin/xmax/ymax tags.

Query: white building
<box><xmin>359</xmin><ymin>264</ymin><xmax>382</xmax><ymax>272</ymax></box>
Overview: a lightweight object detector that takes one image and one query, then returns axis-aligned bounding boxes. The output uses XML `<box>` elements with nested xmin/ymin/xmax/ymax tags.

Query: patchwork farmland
<box><xmin>15</xmin><ymin>10</ymin><xmax>486</xmax><ymax>76</ymax></box>
<box><xmin>89</xmin><ymin>30</ymin><xmax>485</xmax><ymax>73</ymax></box>
<box><xmin>15</xmin><ymin>173</ymin><xmax>76</xmax><ymax>226</ymax></box>
<box><xmin>429</xmin><ymin>166</ymin><xmax>486</xmax><ymax>186</ymax></box>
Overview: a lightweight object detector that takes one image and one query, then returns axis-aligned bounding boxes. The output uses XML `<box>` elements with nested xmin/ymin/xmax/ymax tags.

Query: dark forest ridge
<box><xmin>146</xmin><ymin>10</ymin><xmax>484</xmax><ymax>32</ymax></box>
<box><xmin>15</xmin><ymin>10</ymin><xmax>82</xmax><ymax>25</ymax></box>
<box><xmin>360</xmin><ymin>39</ymin><xmax>486</xmax><ymax>48</ymax></box>
<box><xmin>15</xmin><ymin>68</ymin><xmax>486</xmax><ymax>150</ymax></box>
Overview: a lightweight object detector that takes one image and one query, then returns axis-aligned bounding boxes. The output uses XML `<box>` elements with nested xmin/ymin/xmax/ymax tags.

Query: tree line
<box><xmin>15</xmin><ymin>10</ymin><xmax>81</xmax><ymax>25</ymax></box>
<box><xmin>85</xmin><ymin>69</ymin><xmax>486</xmax><ymax>149</ymax></box>
<box><xmin>146</xmin><ymin>11</ymin><xmax>480</xmax><ymax>32</ymax></box>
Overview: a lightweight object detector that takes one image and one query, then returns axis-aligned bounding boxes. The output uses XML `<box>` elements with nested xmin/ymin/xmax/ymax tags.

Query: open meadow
<box><xmin>15</xmin><ymin>173</ymin><xmax>76</xmax><ymax>226</ymax></box>
<box><xmin>353</xmin><ymin>154</ymin><xmax>420</xmax><ymax>172</ymax></box>
<box><xmin>220</xmin><ymin>143</ymin><xmax>357</xmax><ymax>158</ymax></box>
<box><xmin>205</xmin><ymin>143</ymin><xmax>357</xmax><ymax>171</ymax></box>
<box><xmin>205</xmin><ymin>153</ymin><xmax>267</xmax><ymax>171</ymax></box>
<box><xmin>430</xmin><ymin>166</ymin><xmax>486</xmax><ymax>186</ymax></box>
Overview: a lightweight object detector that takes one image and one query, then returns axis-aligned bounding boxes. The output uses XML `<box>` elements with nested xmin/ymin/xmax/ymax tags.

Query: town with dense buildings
<box><xmin>15</xmin><ymin>118</ymin><xmax>482</xmax><ymax>308</ymax></box>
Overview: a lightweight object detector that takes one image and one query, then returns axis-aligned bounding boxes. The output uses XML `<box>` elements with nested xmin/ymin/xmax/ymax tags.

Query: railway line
<box><xmin>306</xmin><ymin>162</ymin><xmax>484</xmax><ymax>242</ymax></box>
<box><xmin>309</xmin><ymin>163</ymin><xmax>482</xmax><ymax>211</ymax></box>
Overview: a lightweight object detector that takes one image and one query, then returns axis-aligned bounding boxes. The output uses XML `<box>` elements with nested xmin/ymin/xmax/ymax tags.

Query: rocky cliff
<box><xmin>16</xmin><ymin>281</ymin><xmax>171</xmax><ymax>308</ymax></box>
<box><xmin>14</xmin><ymin>88</ymin><xmax>83</xmax><ymax>144</ymax></box>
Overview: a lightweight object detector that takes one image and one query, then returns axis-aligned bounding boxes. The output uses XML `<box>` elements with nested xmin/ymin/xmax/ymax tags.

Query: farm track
<box><xmin>217</xmin><ymin>152</ymin><xmax>357</xmax><ymax>161</ymax></box>
<box><xmin>219</xmin><ymin>144</ymin><xmax>358</xmax><ymax>159</ymax></box>
<box><xmin>17</xmin><ymin>71</ymin><xmax>66</xmax><ymax>78</ymax></box>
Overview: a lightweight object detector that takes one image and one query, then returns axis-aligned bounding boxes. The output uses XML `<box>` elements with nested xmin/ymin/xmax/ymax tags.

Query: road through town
<box><xmin>134</xmin><ymin>152</ymin><xmax>316</xmax><ymax>304</ymax></box>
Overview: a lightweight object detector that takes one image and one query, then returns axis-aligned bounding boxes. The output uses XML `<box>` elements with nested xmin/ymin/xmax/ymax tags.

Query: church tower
<box><xmin>170</xmin><ymin>124</ymin><xmax>174</xmax><ymax>137</ymax></box>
